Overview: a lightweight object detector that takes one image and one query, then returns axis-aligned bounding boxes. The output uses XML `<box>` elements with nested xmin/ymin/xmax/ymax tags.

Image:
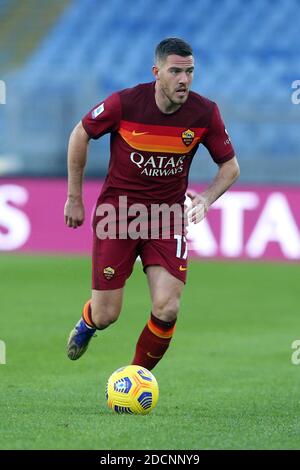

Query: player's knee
<box><xmin>152</xmin><ymin>297</ymin><xmax>180</xmax><ymax>322</ymax></box>
<box><xmin>91</xmin><ymin>304</ymin><xmax>120</xmax><ymax>329</ymax></box>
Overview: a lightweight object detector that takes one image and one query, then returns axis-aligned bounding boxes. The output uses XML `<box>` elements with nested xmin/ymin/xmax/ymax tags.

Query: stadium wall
<box><xmin>0</xmin><ymin>179</ymin><xmax>300</xmax><ymax>261</ymax></box>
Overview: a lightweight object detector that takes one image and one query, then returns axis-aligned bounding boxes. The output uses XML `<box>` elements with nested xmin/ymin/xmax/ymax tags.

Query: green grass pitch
<box><xmin>0</xmin><ymin>254</ymin><xmax>299</xmax><ymax>450</ymax></box>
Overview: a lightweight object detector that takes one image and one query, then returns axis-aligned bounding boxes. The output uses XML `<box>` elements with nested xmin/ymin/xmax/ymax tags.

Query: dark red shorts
<box><xmin>92</xmin><ymin>234</ymin><xmax>188</xmax><ymax>290</ymax></box>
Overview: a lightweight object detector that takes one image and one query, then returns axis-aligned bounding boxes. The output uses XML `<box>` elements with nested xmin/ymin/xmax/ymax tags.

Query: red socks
<box><xmin>81</xmin><ymin>299</ymin><xmax>97</xmax><ymax>329</ymax></box>
<box><xmin>131</xmin><ymin>313</ymin><xmax>176</xmax><ymax>370</ymax></box>
<box><xmin>82</xmin><ymin>301</ymin><xmax>176</xmax><ymax>370</ymax></box>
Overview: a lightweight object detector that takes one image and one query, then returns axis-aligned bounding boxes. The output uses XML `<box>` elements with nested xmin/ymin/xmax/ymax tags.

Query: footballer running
<box><xmin>64</xmin><ymin>37</ymin><xmax>240</xmax><ymax>369</ymax></box>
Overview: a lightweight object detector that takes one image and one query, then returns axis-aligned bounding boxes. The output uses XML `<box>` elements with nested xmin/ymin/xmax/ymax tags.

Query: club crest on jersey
<box><xmin>103</xmin><ymin>266</ymin><xmax>115</xmax><ymax>280</ymax></box>
<box><xmin>181</xmin><ymin>129</ymin><xmax>195</xmax><ymax>146</ymax></box>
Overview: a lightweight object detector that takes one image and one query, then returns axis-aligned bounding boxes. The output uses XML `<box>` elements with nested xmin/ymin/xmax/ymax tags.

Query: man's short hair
<box><xmin>155</xmin><ymin>38</ymin><xmax>193</xmax><ymax>64</ymax></box>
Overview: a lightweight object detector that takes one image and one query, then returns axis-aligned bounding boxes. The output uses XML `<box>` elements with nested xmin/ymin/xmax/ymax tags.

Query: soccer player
<box><xmin>65</xmin><ymin>38</ymin><xmax>240</xmax><ymax>370</ymax></box>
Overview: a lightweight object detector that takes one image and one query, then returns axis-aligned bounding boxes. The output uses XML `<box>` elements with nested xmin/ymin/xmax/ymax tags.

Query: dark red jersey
<box><xmin>82</xmin><ymin>82</ymin><xmax>235</xmax><ymax>207</ymax></box>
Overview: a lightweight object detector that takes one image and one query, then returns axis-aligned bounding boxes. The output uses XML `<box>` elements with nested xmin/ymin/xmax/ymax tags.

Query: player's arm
<box><xmin>64</xmin><ymin>93</ymin><xmax>120</xmax><ymax>228</ymax></box>
<box><xmin>64</xmin><ymin>121</ymin><xmax>90</xmax><ymax>228</ymax></box>
<box><xmin>187</xmin><ymin>156</ymin><xmax>240</xmax><ymax>223</ymax></box>
<box><xmin>187</xmin><ymin>102</ymin><xmax>240</xmax><ymax>224</ymax></box>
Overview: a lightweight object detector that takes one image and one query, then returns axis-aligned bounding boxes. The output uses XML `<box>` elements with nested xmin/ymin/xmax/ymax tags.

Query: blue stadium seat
<box><xmin>1</xmin><ymin>0</ymin><xmax>299</xmax><ymax>182</ymax></box>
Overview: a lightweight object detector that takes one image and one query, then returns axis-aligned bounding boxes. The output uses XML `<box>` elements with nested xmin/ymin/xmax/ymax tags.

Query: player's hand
<box><xmin>186</xmin><ymin>191</ymin><xmax>209</xmax><ymax>224</ymax></box>
<box><xmin>64</xmin><ymin>196</ymin><xmax>85</xmax><ymax>228</ymax></box>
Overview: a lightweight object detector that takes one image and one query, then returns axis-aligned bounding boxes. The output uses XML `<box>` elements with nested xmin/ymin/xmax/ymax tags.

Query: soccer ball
<box><xmin>106</xmin><ymin>365</ymin><xmax>159</xmax><ymax>415</ymax></box>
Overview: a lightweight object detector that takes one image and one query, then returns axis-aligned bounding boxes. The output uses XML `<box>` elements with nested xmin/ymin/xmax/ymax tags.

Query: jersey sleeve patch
<box><xmin>92</xmin><ymin>103</ymin><xmax>104</xmax><ymax>119</ymax></box>
<box><xmin>82</xmin><ymin>92</ymin><xmax>121</xmax><ymax>139</ymax></box>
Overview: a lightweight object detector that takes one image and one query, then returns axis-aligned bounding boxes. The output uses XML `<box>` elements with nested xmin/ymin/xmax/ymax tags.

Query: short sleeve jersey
<box><xmin>82</xmin><ymin>82</ymin><xmax>235</xmax><ymax>207</ymax></box>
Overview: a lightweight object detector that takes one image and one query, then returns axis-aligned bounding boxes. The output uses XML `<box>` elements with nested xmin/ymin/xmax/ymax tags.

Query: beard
<box><xmin>162</xmin><ymin>84</ymin><xmax>189</xmax><ymax>105</ymax></box>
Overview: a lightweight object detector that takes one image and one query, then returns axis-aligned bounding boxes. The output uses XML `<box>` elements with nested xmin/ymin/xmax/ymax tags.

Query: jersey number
<box><xmin>174</xmin><ymin>235</ymin><xmax>188</xmax><ymax>259</ymax></box>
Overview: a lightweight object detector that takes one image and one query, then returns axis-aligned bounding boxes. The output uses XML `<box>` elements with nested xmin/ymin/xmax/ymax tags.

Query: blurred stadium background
<box><xmin>1</xmin><ymin>0</ymin><xmax>300</xmax><ymax>451</ymax></box>
<box><xmin>0</xmin><ymin>0</ymin><xmax>299</xmax><ymax>181</ymax></box>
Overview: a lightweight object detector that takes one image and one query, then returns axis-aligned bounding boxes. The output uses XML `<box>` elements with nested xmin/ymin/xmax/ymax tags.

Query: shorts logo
<box><xmin>179</xmin><ymin>265</ymin><xmax>187</xmax><ymax>271</ymax></box>
<box><xmin>181</xmin><ymin>129</ymin><xmax>195</xmax><ymax>146</ymax></box>
<box><xmin>103</xmin><ymin>266</ymin><xmax>115</xmax><ymax>280</ymax></box>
